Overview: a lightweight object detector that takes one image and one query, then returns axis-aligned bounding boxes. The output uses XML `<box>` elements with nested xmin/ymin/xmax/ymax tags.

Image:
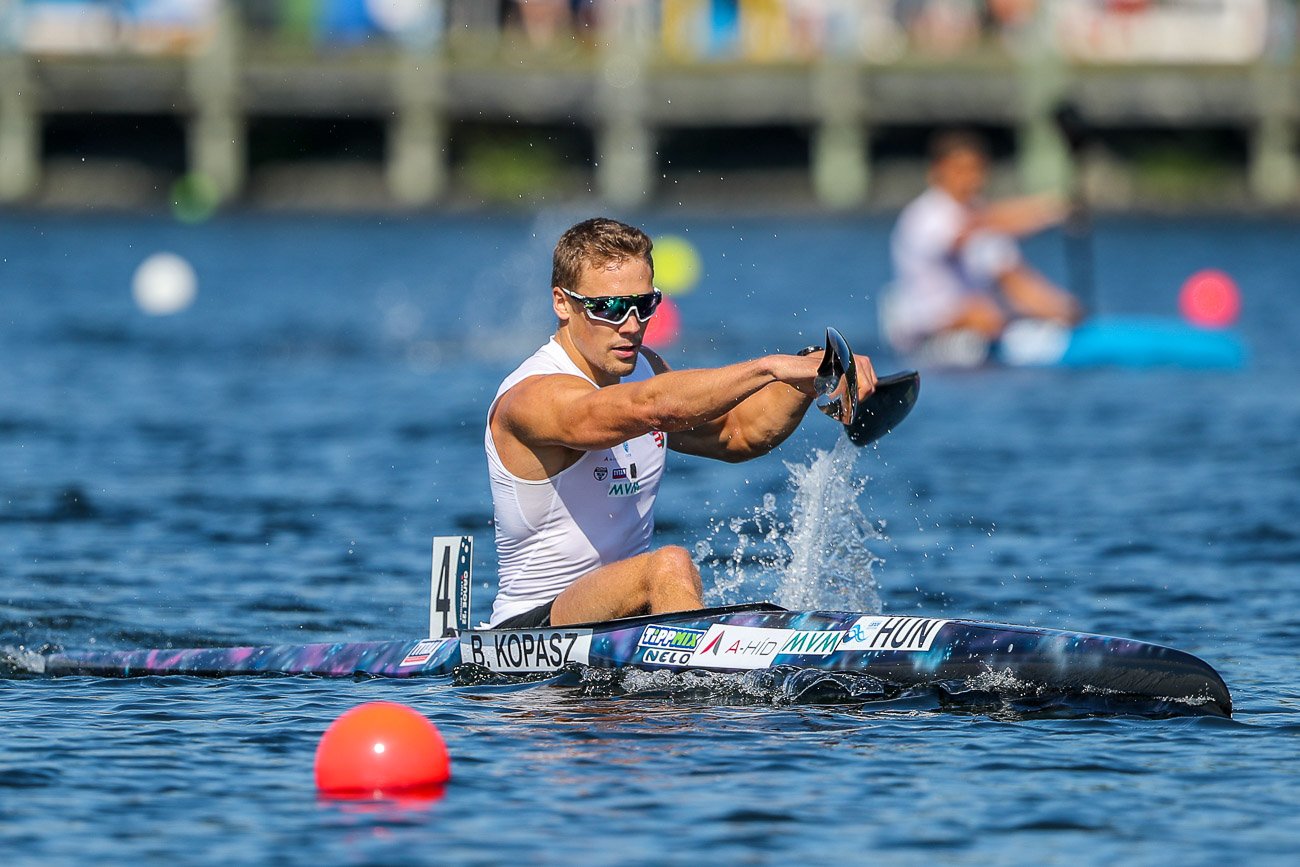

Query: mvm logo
<box><xmin>778</xmin><ymin>630</ymin><xmax>844</xmax><ymax>656</ymax></box>
<box><xmin>607</xmin><ymin>481</ymin><xmax>641</xmax><ymax>497</ymax></box>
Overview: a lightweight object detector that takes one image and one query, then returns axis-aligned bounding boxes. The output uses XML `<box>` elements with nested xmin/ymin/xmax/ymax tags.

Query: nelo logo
<box><xmin>638</xmin><ymin>624</ymin><xmax>705</xmax><ymax>666</ymax></box>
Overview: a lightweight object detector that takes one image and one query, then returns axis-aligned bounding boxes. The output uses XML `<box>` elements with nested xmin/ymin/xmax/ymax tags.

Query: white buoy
<box><xmin>366</xmin><ymin>0</ymin><xmax>433</xmax><ymax>33</ymax></box>
<box><xmin>132</xmin><ymin>252</ymin><xmax>197</xmax><ymax>316</ymax></box>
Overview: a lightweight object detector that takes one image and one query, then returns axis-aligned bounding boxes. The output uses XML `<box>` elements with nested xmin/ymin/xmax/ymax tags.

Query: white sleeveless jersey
<box><xmin>485</xmin><ymin>338</ymin><xmax>667</xmax><ymax>626</ymax></box>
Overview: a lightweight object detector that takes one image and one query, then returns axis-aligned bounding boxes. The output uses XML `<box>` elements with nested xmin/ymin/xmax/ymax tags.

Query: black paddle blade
<box><xmin>847</xmin><ymin>370</ymin><xmax>920</xmax><ymax>446</ymax></box>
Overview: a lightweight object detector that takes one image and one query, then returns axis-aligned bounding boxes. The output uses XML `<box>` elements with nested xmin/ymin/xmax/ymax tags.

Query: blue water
<box><xmin>2</xmin><ymin>211</ymin><xmax>1299</xmax><ymax>864</ymax></box>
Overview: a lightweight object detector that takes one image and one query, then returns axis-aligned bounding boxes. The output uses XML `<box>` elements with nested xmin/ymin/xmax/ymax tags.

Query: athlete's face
<box><xmin>553</xmin><ymin>256</ymin><xmax>654</xmax><ymax>386</ymax></box>
<box><xmin>932</xmin><ymin>149</ymin><xmax>987</xmax><ymax>204</ymax></box>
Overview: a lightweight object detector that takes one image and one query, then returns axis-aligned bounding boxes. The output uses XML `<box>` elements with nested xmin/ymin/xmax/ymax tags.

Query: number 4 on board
<box><xmin>430</xmin><ymin>536</ymin><xmax>473</xmax><ymax>638</ymax></box>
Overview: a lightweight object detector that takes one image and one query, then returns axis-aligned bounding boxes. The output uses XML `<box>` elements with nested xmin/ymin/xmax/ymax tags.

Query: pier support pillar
<box><xmin>388</xmin><ymin>51</ymin><xmax>448</xmax><ymax>206</ymax></box>
<box><xmin>1248</xmin><ymin>52</ymin><xmax>1298</xmax><ymax>206</ymax></box>
<box><xmin>596</xmin><ymin>3</ymin><xmax>653</xmax><ymax>207</ymax></box>
<box><xmin>186</xmin><ymin>4</ymin><xmax>244</xmax><ymax>203</ymax></box>
<box><xmin>812</xmin><ymin>54</ymin><xmax>869</xmax><ymax>209</ymax></box>
<box><xmin>1015</xmin><ymin>3</ymin><xmax>1070</xmax><ymax>195</ymax></box>
<box><xmin>0</xmin><ymin>6</ymin><xmax>38</xmax><ymax>203</ymax></box>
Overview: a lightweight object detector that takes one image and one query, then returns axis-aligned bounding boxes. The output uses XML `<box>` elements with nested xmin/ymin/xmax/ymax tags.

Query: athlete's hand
<box><xmin>771</xmin><ymin>352</ymin><xmax>825</xmax><ymax>398</ymax></box>
<box><xmin>853</xmin><ymin>353</ymin><xmax>877</xmax><ymax>407</ymax></box>
<box><xmin>820</xmin><ymin>352</ymin><xmax>877</xmax><ymax>427</ymax></box>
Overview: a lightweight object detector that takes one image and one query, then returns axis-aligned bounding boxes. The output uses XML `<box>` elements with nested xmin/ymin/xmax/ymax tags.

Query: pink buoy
<box><xmin>1179</xmin><ymin>269</ymin><xmax>1241</xmax><ymax>329</ymax></box>
<box><xmin>644</xmin><ymin>295</ymin><xmax>681</xmax><ymax>348</ymax></box>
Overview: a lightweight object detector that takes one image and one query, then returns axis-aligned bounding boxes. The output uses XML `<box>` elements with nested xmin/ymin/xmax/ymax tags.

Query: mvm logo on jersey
<box><xmin>607</xmin><ymin>479</ymin><xmax>641</xmax><ymax>497</ymax></box>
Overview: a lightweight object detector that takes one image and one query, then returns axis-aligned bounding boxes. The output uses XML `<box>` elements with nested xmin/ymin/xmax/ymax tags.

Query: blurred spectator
<box><xmin>896</xmin><ymin>0</ymin><xmax>981</xmax><ymax>56</ymax></box>
<box><xmin>505</xmin><ymin>0</ymin><xmax>571</xmax><ymax>47</ymax></box>
<box><xmin>20</xmin><ymin>0</ymin><xmax>217</xmax><ymax>54</ymax></box>
<box><xmin>985</xmin><ymin>0</ymin><xmax>1036</xmax><ymax>49</ymax></box>
<box><xmin>1057</xmin><ymin>0</ymin><xmax>1268</xmax><ymax>63</ymax></box>
<box><xmin>10</xmin><ymin>0</ymin><xmax>1277</xmax><ymax>62</ymax></box>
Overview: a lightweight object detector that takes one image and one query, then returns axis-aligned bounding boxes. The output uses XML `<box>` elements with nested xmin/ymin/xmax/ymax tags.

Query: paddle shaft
<box><xmin>1064</xmin><ymin>176</ymin><xmax>1096</xmax><ymax>313</ymax></box>
<box><xmin>1054</xmin><ymin>101</ymin><xmax>1097</xmax><ymax>313</ymax></box>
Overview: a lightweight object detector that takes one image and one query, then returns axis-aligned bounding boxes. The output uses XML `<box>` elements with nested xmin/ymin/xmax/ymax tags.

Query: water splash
<box><xmin>578</xmin><ymin>664</ymin><xmax>894</xmax><ymax>706</ymax></box>
<box><xmin>698</xmin><ymin>437</ymin><xmax>885</xmax><ymax>613</ymax></box>
<box><xmin>0</xmin><ymin>645</ymin><xmax>48</xmax><ymax>677</ymax></box>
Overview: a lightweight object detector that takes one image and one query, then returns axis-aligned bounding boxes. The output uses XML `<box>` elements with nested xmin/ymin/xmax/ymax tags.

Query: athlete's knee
<box><xmin>652</xmin><ymin>545</ymin><xmax>694</xmax><ymax>575</ymax></box>
<box><xmin>652</xmin><ymin>546</ymin><xmax>702</xmax><ymax>594</ymax></box>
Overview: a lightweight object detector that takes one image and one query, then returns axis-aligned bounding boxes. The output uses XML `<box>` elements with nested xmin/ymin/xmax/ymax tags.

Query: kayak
<box><xmin>35</xmin><ymin>602</ymin><xmax>1232</xmax><ymax>717</ymax></box>
<box><xmin>880</xmin><ymin>300</ymin><xmax>1247</xmax><ymax>370</ymax></box>
<box><xmin>1006</xmin><ymin>316</ymin><xmax>1247</xmax><ymax>369</ymax></box>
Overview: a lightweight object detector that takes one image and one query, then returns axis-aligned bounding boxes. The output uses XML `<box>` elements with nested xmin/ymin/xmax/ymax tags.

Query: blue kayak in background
<box><xmin>892</xmin><ymin>315</ymin><xmax>1247</xmax><ymax>370</ymax></box>
<box><xmin>1054</xmin><ymin>316</ymin><xmax>1247</xmax><ymax>369</ymax></box>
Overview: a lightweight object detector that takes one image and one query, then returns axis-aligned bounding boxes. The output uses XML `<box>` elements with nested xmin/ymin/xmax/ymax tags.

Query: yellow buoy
<box><xmin>652</xmin><ymin>235</ymin><xmax>702</xmax><ymax>296</ymax></box>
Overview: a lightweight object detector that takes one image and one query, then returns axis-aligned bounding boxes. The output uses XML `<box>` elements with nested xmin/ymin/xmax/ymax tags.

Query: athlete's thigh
<box><xmin>548</xmin><ymin>552</ymin><xmax>656</xmax><ymax>626</ymax></box>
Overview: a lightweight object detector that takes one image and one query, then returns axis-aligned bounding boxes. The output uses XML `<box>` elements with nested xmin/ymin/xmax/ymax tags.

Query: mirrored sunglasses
<box><xmin>561</xmin><ymin>287</ymin><xmax>663</xmax><ymax>325</ymax></box>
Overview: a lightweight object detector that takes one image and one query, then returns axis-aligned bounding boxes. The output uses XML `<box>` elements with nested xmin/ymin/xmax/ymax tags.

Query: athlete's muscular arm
<box><xmin>495</xmin><ymin>353</ymin><xmax>822</xmax><ymax>461</ymax></box>
<box><xmin>641</xmin><ymin>348</ymin><xmax>878</xmax><ymax>463</ymax></box>
<box><xmin>634</xmin><ymin>349</ymin><xmax>809</xmax><ymax>462</ymax></box>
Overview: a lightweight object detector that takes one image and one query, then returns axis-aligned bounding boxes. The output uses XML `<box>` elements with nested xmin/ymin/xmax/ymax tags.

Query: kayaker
<box><xmin>883</xmin><ymin>130</ymin><xmax>1083</xmax><ymax>362</ymax></box>
<box><xmin>485</xmin><ymin>217</ymin><xmax>877</xmax><ymax>628</ymax></box>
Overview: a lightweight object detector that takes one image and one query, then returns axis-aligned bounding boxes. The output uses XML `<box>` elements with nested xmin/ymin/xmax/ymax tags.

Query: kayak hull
<box><xmin>40</xmin><ymin>604</ymin><xmax>1232</xmax><ymax>716</ymax></box>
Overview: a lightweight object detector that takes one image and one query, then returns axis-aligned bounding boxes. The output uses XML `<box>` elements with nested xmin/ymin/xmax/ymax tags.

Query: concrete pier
<box><xmin>0</xmin><ymin>52</ymin><xmax>39</xmax><ymax>202</ymax></box>
<box><xmin>0</xmin><ymin>2</ymin><xmax>38</xmax><ymax>203</ymax></box>
<box><xmin>387</xmin><ymin>49</ymin><xmax>448</xmax><ymax>206</ymax></box>
<box><xmin>812</xmin><ymin>54</ymin><xmax>870</xmax><ymax>209</ymax></box>
<box><xmin>595</xmin><ymin>2</ymin><xmax>654</xmax><ymax>207</ymax></box>
<box><xmin>186</xmin><ymin>4</ymin><xmax>244</xmax><ymax>203</ymax></box>
<box><xmin>1015</xmin><ymin>4</ymin><xmax>1071</xmax><ymax>196</ymax></box>
<box><xmin>1249</xmin><ymin>52</ymin><xmax>1299</xmax><ymax>204</ymax></box>
<box><xmin>2</xmin><ymin>5</ymin><xmax>1298</xmax><ymax>211</ymax></box>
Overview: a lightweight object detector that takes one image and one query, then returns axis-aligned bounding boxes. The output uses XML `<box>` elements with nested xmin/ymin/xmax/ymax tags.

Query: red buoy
<box><xmin>1179</xmin><ymin>269</ymin><xmax>1241</xmax><ymax>329</ymax></box>
<box><xmin>644</xmin><ymin>295</ymin><xmax>681</xmax><ymax>348</ymax></box>
<box><xmin>315</xmin><ymin>701</ymin><xmax>450</xmax><ymax>796</ymax></box>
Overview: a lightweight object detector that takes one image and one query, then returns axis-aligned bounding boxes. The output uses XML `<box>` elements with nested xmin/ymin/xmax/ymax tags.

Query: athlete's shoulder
<box><xmin>497</xmin><ymin>340</ymin><xmax>574</xmax><ymax>390</ymax></box>
<box><xmin>636</xmin><ymin>345</ymin><xmax>670</xmax><ymax>376</ymax></box>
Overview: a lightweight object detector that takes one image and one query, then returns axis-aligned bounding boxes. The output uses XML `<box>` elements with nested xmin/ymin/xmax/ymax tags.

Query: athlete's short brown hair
<box><xmin>552</xmin><ymin>218</ymin><xmax>654</xmax><ymax>292</ymax></box>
